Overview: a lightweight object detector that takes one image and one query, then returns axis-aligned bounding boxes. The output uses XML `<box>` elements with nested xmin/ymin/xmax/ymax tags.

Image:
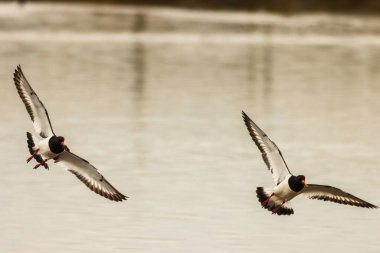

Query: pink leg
<box><xmin>27</xmin><ymin>149</ymin><xmax>40</xmax><ymax>163</ymax></box>
<box><xmin>272</xmin><ymin>201</ymin><xmax>286</xmax><ymax>214</ymax></box>
<box><xmin>261</xmin><ymin>193</ymin><xmax>274</xmax><ymax>207</ymax></box>
<box><xmin>33</xmin><ymin>158</ymin><xmax>50</xmax><ymax>169</ymax></box>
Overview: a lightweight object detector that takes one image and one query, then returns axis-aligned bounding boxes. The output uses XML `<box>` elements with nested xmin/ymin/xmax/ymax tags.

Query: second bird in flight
<box><xmin>13</xmin><ymin>65</ymin><xmax>127</xmax><ymax>202</ymax></box>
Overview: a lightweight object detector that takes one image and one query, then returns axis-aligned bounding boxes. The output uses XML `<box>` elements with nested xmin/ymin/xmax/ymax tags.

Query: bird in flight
<box><xmin>13</xmin><ymin>65</ymin><xmax>127</xmax><ymax>202</ymax></box>
<box><xmin>242</xmin><ymin>111</ymin><xmax>377</xmax><ymax>215</ymax></box>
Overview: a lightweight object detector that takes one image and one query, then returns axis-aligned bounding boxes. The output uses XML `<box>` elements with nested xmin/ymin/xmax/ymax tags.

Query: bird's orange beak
<box><xmin>301</xmin><ymin>179</ymin><xmax>308</xmax><ymax>187</ymax></box>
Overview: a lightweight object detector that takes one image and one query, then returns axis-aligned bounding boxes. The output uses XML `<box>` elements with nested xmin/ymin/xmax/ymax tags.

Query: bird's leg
<box><xmin>261</xmin><ymin>193</ymin><xmax>274</xmax><ymax>207</ymax></box>
<box><xmin>26</xmin><ymin>148</ymin><xmax>40</xmax><ymax>163</ymax></box>
<box><xmin>272</xmin><ymin>201</ymin><xmax>286</xmax><ymax>214</ymax></box>
<box><xmin>33</xmin><ymin>158</ymin><xmax>50</xmax><ymax>169</ymax></box>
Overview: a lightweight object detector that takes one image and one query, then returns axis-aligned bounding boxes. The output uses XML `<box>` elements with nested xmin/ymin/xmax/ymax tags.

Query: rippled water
<box><xmin>0</xmin><ymin>3</ymin><xmax>379</xmax><ymax>253</ymax></box>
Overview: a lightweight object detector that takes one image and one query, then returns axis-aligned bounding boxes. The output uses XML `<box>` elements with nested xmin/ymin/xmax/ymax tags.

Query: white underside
<box><xmin>269</xmin><ymin>175</ymin><xmax>300</xmax><ymax>205</ymax></box>
<box><xmin>33</xmin><ymin>134</ymin><xmax>56</xmax><ymax>159</ymax></box>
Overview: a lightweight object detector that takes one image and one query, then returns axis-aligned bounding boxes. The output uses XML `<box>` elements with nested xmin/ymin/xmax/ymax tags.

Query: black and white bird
<box><xmin>13</xmin><ymin>65</ymin><xmax>127</xmax><ymax>202</ymax></box>
<box><xmin>242</xmin><ymin>111</ymin><xmax>377</xmax><ymax>215</ymax></box>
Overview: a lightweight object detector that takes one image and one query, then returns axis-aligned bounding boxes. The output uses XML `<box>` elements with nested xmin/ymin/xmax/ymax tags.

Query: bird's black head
<box><xmin>288</xmin><ymin>175</ymin><xmax>307</xmax><ymax>192</ymax></box>
<box><xmin>49</xmin><ymin>135</ymin><xmax>66</xmax><ymax>154</ymax></box>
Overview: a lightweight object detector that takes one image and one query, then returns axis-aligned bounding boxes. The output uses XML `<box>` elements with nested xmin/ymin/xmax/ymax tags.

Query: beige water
<box><xmin>0</xmin><ymin>3</ymin><xmax>379</xmax><ymax>253</ymax></box>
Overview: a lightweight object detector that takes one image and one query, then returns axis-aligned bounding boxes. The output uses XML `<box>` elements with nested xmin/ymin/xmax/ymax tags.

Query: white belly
<box><xmin>36</xmin><ymin>136</ymin><xmax>56</xmax><ymax>158</ymax></box>
<box><xmin>273</xmin><ymin>175</ymin><xmax>299</xmax><ymax>201</ymax></box>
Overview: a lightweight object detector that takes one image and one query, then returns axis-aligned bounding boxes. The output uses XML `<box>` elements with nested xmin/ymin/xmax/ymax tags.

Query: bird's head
<box><xmin>49</xmin><ymin>135</ymin><xmax>67</xmax><ymax>154</ymax></box>
<box><xmin>288</xmin><ymin>175</ymin><xmax>308</xmax><ymax>192</ymax></box>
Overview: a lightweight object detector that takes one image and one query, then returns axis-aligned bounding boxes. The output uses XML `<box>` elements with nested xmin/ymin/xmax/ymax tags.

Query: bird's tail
<box><xmin>256</xmin><ymin>187</ymin><xmax>294</xmax><ymax>216</ymax></box>
<box><xmin>26</xmin><ymin>132</ymin><xmax>49</xmax><ymax>169</ymax></box>
<box><xmin>256</xmin><ymin>187</ymin><xmax>274</xmax><ymax>206</ymax></box>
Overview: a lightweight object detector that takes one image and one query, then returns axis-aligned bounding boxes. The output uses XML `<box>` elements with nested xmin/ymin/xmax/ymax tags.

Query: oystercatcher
<box><xmin>13</xmin><ymin>65</ymin><xmax>127</xmax><ymax>202</ymax></box>
<box><xmin>242</xmin><ymin>111</ymin><xmax>377</xmax><ymax>215</ymax></box>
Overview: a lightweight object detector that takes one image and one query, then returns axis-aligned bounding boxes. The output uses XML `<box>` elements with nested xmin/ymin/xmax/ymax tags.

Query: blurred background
<box><xmin>0</xmin><ymin>1</ymin><xmax>379</xmax><ymax>253</ymax></box>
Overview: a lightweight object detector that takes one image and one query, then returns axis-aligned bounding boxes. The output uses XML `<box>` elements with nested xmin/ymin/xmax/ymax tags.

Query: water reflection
<box><xmin>262</xmin><ymin>24</ymin><xmax>273</xmax><ymax>97</ymax></box>
<box><xmin>132</xmin><ymin>10</ymin><xmax>146</xmax><ymax>102</ymax></box>
<box><xmin>246</xmin><ymin>25</ymin><xmax>274</xmax><ymax>116</ymax></box>
<box><xmin>131</xmin><ymin>13</ymin><xmax>146</xmax><ymax>169</ymax></box>
<box><xmin>132</xmin><ymin>42</ymin><xmax>145</xmax><ymax>99</ymax></box>
<box><xmin>133</xmin><ymin>11</ymin><xmax>146</xmax><ymax>33</ymax></box>
<box><xmin>131</xmin><ymin>41</ymin><xmax>146</xmax><ymax>173</ymax></box>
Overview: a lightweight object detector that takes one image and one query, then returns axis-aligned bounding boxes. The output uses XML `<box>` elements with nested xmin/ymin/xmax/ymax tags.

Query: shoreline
<box><xmin>16</xmin><ymin>0</ymin><xmax>380</xmax><ymax>16</ymax></box>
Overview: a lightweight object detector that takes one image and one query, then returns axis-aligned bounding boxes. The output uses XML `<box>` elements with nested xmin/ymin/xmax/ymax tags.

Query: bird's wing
<box><xmin>54</xmin><ymin>151</ymin><xmax>127</xmax><ymax>202</ymax></box>
<box><xmin>301</xmin><ymin>184</ymin><xmax>377</xmax><ymax>208</ymax></box>
<box><xmin>13</xmin><ymin>65</ymin><xmax>55</xmax><ymax>138</ymax></box>
<box><xmin>242</xmin><ymin>111</ymin><xmax>292</xmax><ymax>185</ymax></box>
<box><xmin>277</xmin><ymin>201</ymin><xmax>294</xmax><ymax>216</ymax></box>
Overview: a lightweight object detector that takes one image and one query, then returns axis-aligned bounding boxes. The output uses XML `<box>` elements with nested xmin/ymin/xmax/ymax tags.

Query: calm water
<box><xmin>0</xmin><ymin>3</ymin><xmax>379</xmax><ymax>253</ymax></box>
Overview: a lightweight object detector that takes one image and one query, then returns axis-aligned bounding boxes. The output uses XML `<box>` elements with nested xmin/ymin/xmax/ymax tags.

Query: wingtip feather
<box><xmin>241</xmin><ymin>110</ymin><xmax>254</xmax><ymax>130</ymax></box>
<box><xmin>241</xmin><ymin>110</ymin><xmax>249</xmax><ymax>121</ymax></box>
<box><xmin>13</xmin><ymin>65</ymin><xmax>26</xmax><ymax>90</ymax></box>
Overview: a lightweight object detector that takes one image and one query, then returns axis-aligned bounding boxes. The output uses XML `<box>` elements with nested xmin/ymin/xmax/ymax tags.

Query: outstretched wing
<box><xmin>54</xmin><ymin>151</ymin><xmax>127</xmax><ymax>202</ymax></box>
<box><xmin>301</xmin><ymin>184</ymin><xmax>377</xmax><ymax>208</ymax></box>
<box><xmin>242</xmin><ymin>111</ymin><xmax>291</xmax><ymax>185</ymax></box>
<box><xmin>13</xmin><ymin>65</ymin><xmax>55</xmax><ymax>138</ymax></box>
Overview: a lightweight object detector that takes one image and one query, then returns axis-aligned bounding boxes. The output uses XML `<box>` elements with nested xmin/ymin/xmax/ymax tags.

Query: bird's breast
<box><xmin>274</xmin><ymin>177</ymin><xmax>298</xmax><ymax>200</ymax></box>
<box><xmin>37</xmin><ymin>137</ymin><xmax>56</xmax><ymax>158</ymax></box>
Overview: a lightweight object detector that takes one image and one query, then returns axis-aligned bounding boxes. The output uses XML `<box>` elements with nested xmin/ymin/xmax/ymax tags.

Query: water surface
<box><xmin>0</xmin><ymin>3</ymin><xmax>379</xmax><ymax>253</ymax></box>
